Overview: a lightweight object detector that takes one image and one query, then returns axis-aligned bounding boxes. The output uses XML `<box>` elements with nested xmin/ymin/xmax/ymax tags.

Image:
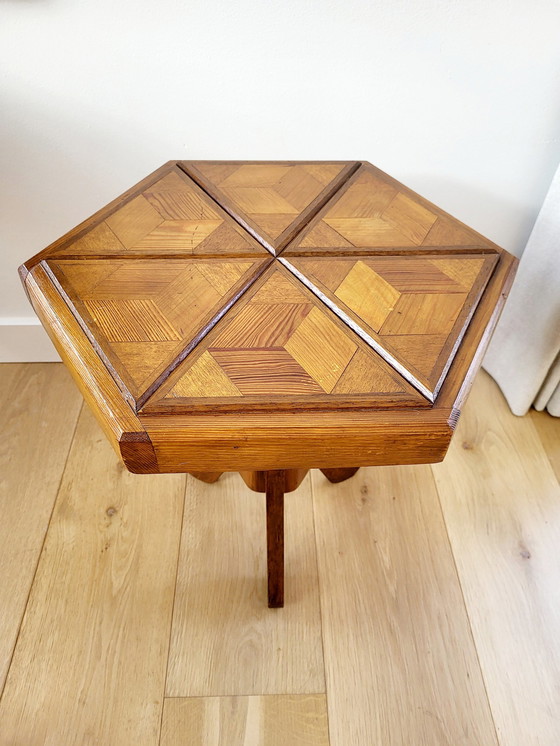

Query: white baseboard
<box><xmin>0</xmin><ymin>319</ymin><xmax>61</xmax><ymax>362</ymax></box>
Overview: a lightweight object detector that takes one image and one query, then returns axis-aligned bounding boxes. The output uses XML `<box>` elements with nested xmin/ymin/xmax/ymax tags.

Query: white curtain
<box><xmin>483</xmin><ymin>162</ymin><xmax>560</xmax><ymax>416</ymax></box>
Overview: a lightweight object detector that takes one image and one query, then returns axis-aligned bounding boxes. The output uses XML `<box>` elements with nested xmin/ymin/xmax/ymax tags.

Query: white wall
<box><xmin>2</xmin><ymin>0</ymin><xmax>560</xmax><ymax>361</ymax></box>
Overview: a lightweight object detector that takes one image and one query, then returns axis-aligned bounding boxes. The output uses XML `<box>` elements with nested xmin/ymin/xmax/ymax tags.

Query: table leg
<box><xmin>320</xmin><ymin>467</ymin><xmax>360</xmax><ymax>483</ymax></box>
<box><xmin>266</xmin><ymin>470</ymin><xmax>285</xmax><ymax>608</ymax></box>
<box><xmin>188</xmin><ymin>471</ymin><xmax>223</xmax><ymax>484</ymax></box>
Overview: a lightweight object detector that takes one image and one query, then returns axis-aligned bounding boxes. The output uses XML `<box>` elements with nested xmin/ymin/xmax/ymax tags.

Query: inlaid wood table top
<box><xmin>20</xmin><ymin>160</ymin><xmax>518</xmax><ymax>474</ymax></box>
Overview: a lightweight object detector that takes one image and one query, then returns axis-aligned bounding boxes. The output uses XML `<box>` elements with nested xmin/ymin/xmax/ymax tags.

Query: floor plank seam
<box><xmin>429</xmin><ymin>462</ymin><xmax>502</xmax><ymax>746</ymax></box>
<box><xmin>158</xmin><ymin>476</ymin><xmax>188</xmax><ymax>744</ymax></box>
<box><xmin>310</xmin><ymin>470</ymin><xmax>335</xmax><ymax>746</ymax></box>
<box><xmin>0</xmin><ymin>398</ymin><xmax>84</xmax><ymax>705</ymax></box>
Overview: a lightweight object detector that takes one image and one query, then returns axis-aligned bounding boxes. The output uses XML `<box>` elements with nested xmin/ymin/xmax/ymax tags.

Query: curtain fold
<box><xmin>483</xmin><ymin>162</ymin><xmax>560</xmax><ymax>416</ymax></box>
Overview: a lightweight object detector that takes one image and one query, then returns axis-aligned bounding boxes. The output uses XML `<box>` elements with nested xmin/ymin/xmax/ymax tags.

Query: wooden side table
<box><xmin>19</xmin><ymin>160</ymin><xmax>517</xmax><ymax>607</ymax></box>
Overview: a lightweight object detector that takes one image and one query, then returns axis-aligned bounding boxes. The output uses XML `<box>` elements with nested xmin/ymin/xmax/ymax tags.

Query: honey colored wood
<box><xmin>432</xmin><ymin>372</ymin><xmax>560</xmax><ymax>746</ymax></box>
<box><xmin>0</xmin><ymin>406</ymin><xmax>186</xmax><ymax>745</ymax></box>
<box><xmin>312</xmin><ymin>463</ymin><xmax>498</xmax><ymax>745</ymax></box>
<box><xmin>183</xmin><ymin>161</ymin><xmax>359</xmax><ymax>254</ymax></box>
<box><xmin>165</xmin><ymin>472</ymin><xmax>324</xmax><ymax>696</ymax></box>
<box><xmin>142</xmin><ymin>262</ymin><xmax>427</xmax><ymax>414</ymax></box>
<box><xmin>20</xmin><ymin>159</ymin><xmax>518</xmax><ymax>479</ymax></box>
<box><xmin>0</xmin><ymin>365</ymin><xmax>83</xmax><ymax>694</ymax></box>
<box><xmin>240</xmin><ymin>468</ymin><xmax>308</xmax><ymax>493</ymax></box>
<box><xmin>45</xmin><ymin>255</ymin><xmax>269</xmax><ymax>408</ymax></box>
<box><xmin>26</xmin><ymin>165</ymin><xmax>267</xmax><ymax>266</ymax></box>
<box><xmin>320</xmin><ymin>466</ymin><xmax>360</xmax><ymax>483</ymax></box>
<box><xmin>188</xmin><ymin>470</ymin><xmax>223</xmax><ymax>483</ymax></box>
<box><xmin>24</xmin><ymin>264</ymin><xmax>158</xmax><ymax>473</ymax></box>
<box><xmin>286</xmin><ymin>161</ymin><xmax>502</xmax><ymax>254</ymax></box>
<box><xmin>285</xmin><ymin>252</ymin><xmax>498</xmax><ymax>398</ymax></box>
<box><xmin>19</xmin><ymin>161</ymin><xmax>177</xmax><ymax>280</ymax></box>
<box><xmin>160</xmin><ymin>695</ymin><xmax>329</xmax><ymax>746</ymax></box>
<box><xmin>143</xmin><ymin>408</ymin><xmax>455</xmax><ymax>472</ymax></box>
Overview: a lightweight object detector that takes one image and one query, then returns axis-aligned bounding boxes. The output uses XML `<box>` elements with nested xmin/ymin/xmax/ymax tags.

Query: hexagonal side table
<box><xmin>19</xmin><ymin>160</ymin><xmax>518</xmax><ymax>608</ymax></box>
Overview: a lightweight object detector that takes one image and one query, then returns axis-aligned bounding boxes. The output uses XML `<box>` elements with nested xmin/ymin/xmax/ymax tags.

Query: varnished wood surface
<box><xmin>266</xmin><ymin>470</ymin><xmax>285</xmax><ymax>608</ymax></box>
<box><xmin>46</xmin><ymin>255</ymin><xmax>269</xmax><ymax>408</ymax></box>
<box><xmin>24</xmin><ymin>263</ymin><xmax>158</xmax><ymax>473</ymax></box>
<box><xmin>143</xmin><ymin>408</ymin><xmax>455</xmax><ymax>472</ymax></box>
<box><xmin>286</xmin><ymin>161</ymin><xmax>502</xmax><ymax>254</ymax></box>
<box><xmin>20</xmin><ymin>160</ymin><xmax>517</xmax><ymax>476</ymax></box>
<box><xmin>183</xmin><ymin>160</ymin><xmax>358</xmax><ymax>253</ymax></box>
<box><xmin>320</xmin><ymin>466</ymin><xmax>360</xmax><ymax>483</ymax></box>
<box><xmin>143</xmin><ymin>262</ymin><xmax>427</xmax><ymax>414</ymax></box>
<box><xmin>2</xmin><ymin>365</ymin><xmax>560</xmax><ymax>744</ymax></box>
<box><xmin>240</xmin><ymin>468</ymin><xmax>309</xmax><ymax>493</ymax></box>
<box><xmin>285</xmin><ymin>252</ymin><xmax>498</xmax><ymax>398</ymax></box>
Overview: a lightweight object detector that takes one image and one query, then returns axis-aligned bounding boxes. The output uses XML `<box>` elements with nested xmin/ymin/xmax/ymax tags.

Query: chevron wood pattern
<box><xmin>286</xmin><ymin>164</ymin><xmax>496</xmax><ymax>254</ymax></box>
<box><xmin>20</xmin><ymin>160</ymin><xmax>517</xmax><ymax>478</ymax></box>
<box><xmin>51</xmin><ymin>167</ymin><xmax>267</xmax><ymax>259</ymax></box>
<box><xmin>45</xmin><ymin>257</ymin><xmax>268</xmax><ymax>407</ymax></box>
<box><xmin>183</xmin><ymin>161</ymin><xmax>355</xmax><ymax>253</ymax></box>
<box><xmin>143</xmin><ymin>266</ymin><xmax>427</xmax><ymax>413</ymax></box>
<box><xmin>285</xmin><ymin>253</ymin><xmax>498</xmax><ymax>398</ymax></box>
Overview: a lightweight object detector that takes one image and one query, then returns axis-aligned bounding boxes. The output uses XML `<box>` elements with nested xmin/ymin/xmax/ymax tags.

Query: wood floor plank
<box><xmin>165</xmin><ymin>473</ymin><xmax>324</xmax><ymax>696</ymax></box>
<box><xmin>0</xmin><ymin>363</ymin><xmax>83</xmax><ymax>693</ymax></box>
<box><xmin>311</xmin><ymin>465</ymin><xmax>498</xmax><ymax>745</ymax></box>
<box><xmin>530</xmin><ymin>407</ymin><xmax>560</xmax><ymax>483</ymax></box>
<box><xmin>432</xmin><ymin>372</ymin><xmax>560</xmax><ymax>746</ymax></box>
<box><xmin>160</xmin><ymin>694</ymin><xmax>329</xmax><ymax>746</ymax></box>
<box><xmin>0</xmin><ymin>406</ymin><xmax>185</xmax><ymax>746</ymax></box>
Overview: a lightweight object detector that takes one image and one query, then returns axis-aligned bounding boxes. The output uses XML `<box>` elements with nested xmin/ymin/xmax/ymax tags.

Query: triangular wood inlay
<box><xmin>142</xmin><ymin>265</ymin><xmax>426</xmax><ymax>414</ymax></box>
<box><xmin>45</xmin><ymin>257</ymin><xmax>268</xmax><ymax>408</ymax></box>
<box><xmin>181</xmin><ymin>161</ymin><xmax>358</xmax><ymax>254</ymax></box>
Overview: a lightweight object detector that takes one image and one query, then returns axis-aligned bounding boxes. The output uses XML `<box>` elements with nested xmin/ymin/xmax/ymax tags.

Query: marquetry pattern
<box><xmin>51</xmin><ymin>168</ymin><xmax>267</xmax><ymax>258</ymax></box>
<box><xmin>184</xmin><ymin>162</ymin><xmax>350</xmax><ymax>252</ymax></box>
<box><xmin>286</xmin><ymin>165</ymin><xmax>493</xmax><ymax>253</ymax></box>
<box><xmin>29</xmin><ymin>161</ymin><xmax>504</xmax><ymax>415</ymax></box>
<box><xmin>143</xmin><ymin>267</ymin><xmax>426</xmax><ymax>413</ymax></box>
<box><xmin>285</xmin><ymin>253</ymin><xmax>498</xmax><ymax>397</ymax></box>
<box><xmin>45</xmin><ymin>257</ymin><xmax>268</xmax><ymax>406</ymax></box>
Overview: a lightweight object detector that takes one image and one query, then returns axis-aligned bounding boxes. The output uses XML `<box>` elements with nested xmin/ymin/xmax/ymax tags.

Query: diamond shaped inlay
<box><xmin>24</xmin><ymin>160</ymin><xmax>505</xmax><ymax>416</ymax></box>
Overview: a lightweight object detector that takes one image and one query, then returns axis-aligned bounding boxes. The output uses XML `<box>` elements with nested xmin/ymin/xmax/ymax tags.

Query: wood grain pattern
<box><xmin>0</xmin><ymin>365</ymin><xmax>83</xmax><ymax>694</ymax></box>
<box><xmin>312</xmin><ymin>464</ymin><xmax>498</xmax><ymax>745</ymax></box>
<box><xmin>183</xmin><ymin>160</ymin><xmax>358</xmax><ymax>253</ymax></box>
<box><xmin>160</xmin><ymin>695</ymin><xmax>329</xmax><ymax>746</ymax></box>
<box><xmin>433</xmin><ymin>372</ymin><xmax>560</xmax><ymax>746</ymax></box>
<box><xmin>19</xmin><ymin>160</ymin><xmax>517</xmax><ymax>479</ymax></box>
<box><xmin>0</xmin><ymin>406</ymin><xmax>185</xmax><ymax>745</ymax></box>
<box><xmin>143</xmin><ymin>264</ymin><xmax>426</xmax><ymax>414</ymax></box>
<box><xmin>142</xmin><ymin>407</ymin><xmax>455</xmax><ymax>472</ymax></box>
<box><xmin>46</xmin><ymin>256</ymin><xmax>268</xmax><ymax>407</ymax></box>
<box><xmin>287</xmin><ymin>161</ymin><xmax>501</xmax><ymax>254</ymax></box>
<box><xmin>165</xmin><ymin>472</ymin><xmax>324</xmax><ymax>696</ymax></box>
<box><xmin>24</xmin><ymin>264</ymin><xmax>158</xmax><ymax>473</ymax></box>
<box><xmin>287</xmin><ymin>253</ymin><xmax>498</xmax><ymax>398</ymax></box>
<box><xmin>50</xmin><ymin>167</ymin><xmax>267</xmax><ymax>259</ymax></box>
<box><xmin>2</xmin><ymin>363</ymin><xmax>558</xmax><ymax>743</ymax></box>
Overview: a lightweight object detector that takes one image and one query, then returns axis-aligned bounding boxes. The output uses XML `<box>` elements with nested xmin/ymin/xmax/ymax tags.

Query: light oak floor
<box><xmin>0</xmin><ymin>363</ymin><xmax>559</xmax><ymax>745</ymax></box>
